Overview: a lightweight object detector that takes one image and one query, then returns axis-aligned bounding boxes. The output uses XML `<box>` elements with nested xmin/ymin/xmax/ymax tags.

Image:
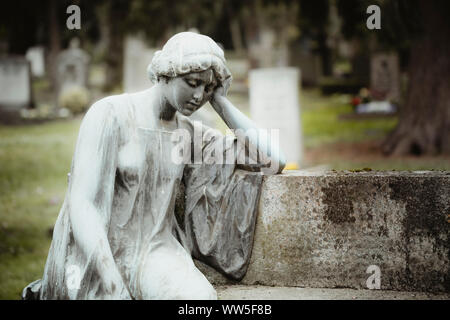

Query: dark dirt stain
<box><xmin>388</xmin><ymin>177</ymin><xmax>450</xmax><ymax>292</ymax></box>
<box><xmin>321</xmin><ymin>178</ymin><xmax>372</xmax><ymax>224</ymax></box>
<box><xmin>388</xmin><ymin>177</ymin><xmax>448</xmax><ymax>248</ymax></box>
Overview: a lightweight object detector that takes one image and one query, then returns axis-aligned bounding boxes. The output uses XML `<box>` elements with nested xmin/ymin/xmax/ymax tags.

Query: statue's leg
<box><xmin>138</xmin><ymin>239</ymin><xmax>217</xmax><ymax>300</ymax></box>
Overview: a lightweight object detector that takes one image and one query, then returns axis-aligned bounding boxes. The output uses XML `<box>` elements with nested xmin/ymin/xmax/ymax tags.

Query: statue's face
<box><xmin>163</xmin><ymin>69</ymin><xmax>217</xmax><ymax>116</ymax></box>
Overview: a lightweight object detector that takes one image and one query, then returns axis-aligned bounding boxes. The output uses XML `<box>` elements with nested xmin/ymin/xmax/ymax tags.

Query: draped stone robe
<box><xmin>22</xmin><ymin>89</ymin><xmax>263</xmax><ymax>299</ymax></box>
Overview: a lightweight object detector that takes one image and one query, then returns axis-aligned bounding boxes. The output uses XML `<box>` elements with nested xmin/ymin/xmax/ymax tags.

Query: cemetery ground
<box><xmin>1</xmin><ymin>90</ymin><xmax>449</xmax><ymax>299</ymax></box>
<box><xmin>301</xmin><ymin>89</ymin><xmax>450</xmax><ymax>171</ymax></box>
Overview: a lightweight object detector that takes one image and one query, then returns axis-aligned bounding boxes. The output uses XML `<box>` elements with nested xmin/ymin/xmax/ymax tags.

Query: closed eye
<box><xmin>185</xmin><ymin>79</ymin><xmax>199</xmax><ymax>87</ymax></box>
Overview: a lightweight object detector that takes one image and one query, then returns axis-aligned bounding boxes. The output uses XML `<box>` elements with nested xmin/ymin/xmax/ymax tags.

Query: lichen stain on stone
<box><xmin>321</xmin><ymin>178</ymin><xmax>368</xmax><ymax>224</ymax></box>
<box><xmin>388</xmin><ymin>177</ymin><xmax>448</xmax><ymax>250</ymax></box>
<box><xmin>388</xmin><ymin>177</ymin><xmax>450</xmax><ymax>292</ymax></box>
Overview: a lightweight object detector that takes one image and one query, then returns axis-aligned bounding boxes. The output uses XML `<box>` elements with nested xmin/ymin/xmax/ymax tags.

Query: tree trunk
<box><xmin>47</xmin><ymin>0</ymin><xmax>61</xmax><ymax>91</ymax></box>
<box><xmin>382</xmin><ymin>1</ymin><xmax>450</xmax><ymax>156</ymax></box>
<box><xmin>318</xmin><ymin>30</ymin><xmax>333</xmax><ymax>76</ymax></box>
<box><xmin>225</xmin><ymin>1</ymin><xmax>244</xmax><ymax>54</ymax></box>
<box><xmin>103</xmin><ymin>2</ymin><xmax>126</xmax><ymax>92</ymax></box>
<box><xmin>229</xmin><ymin>17</ymin><xmax>244</xmax><ymax>54</ymax></box>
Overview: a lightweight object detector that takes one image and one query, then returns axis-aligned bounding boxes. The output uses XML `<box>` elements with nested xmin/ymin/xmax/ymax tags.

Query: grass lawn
<box><xmin>0</xmin><ymin>89</ymin><xmax>448</xmax><ymax>299</ymax></box>
<box><xmin>0</xmin><ymin>118</ymin><xmax>81</xmax><ymax>299</ymax></box>
<box><xmin>301</xmin><ymin>89</ymin><xmax>398</xmax><ymax>148</ymax></box>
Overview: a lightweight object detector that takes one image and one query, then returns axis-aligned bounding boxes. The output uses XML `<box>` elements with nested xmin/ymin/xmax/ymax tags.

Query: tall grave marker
<box><xmin>0</xmin><ymin>57</ymin><xmax>32</xmax><ymax>111</ymax></box>
<box><xmin>370</xmin><ymin>53</ymin><xmax>400</xmax><ymax>102</ymax></box>
<box><xmin>56</xmin><ymin>38</ymin><xmax>90</xmax><ymax>96</ymax></box>
<box><xmin>249</xmin><ymin>68</ymin><xmax>303</xmax><ymax>168</ymax></box>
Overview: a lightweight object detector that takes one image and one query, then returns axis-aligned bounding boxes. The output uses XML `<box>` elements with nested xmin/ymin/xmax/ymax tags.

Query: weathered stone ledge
<box><xmin>196</xmin><ymin>170</ymin><xmax>450</xmax><ymax>293</ymax></box>
<box><xmin>215</xmin><ymin>285</ymin><xmax>450</xmax><ymax>300</ymax></box>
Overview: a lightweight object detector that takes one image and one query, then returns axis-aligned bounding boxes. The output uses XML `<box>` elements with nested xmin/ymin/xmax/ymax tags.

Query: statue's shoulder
<box><xmin>84</xmin><ymin>93</ymin><xmax>132</xmax><ymax>127</ymax></box>
<box><xmin>89</xmin><ymin>93</ymin><xmax>131</xmax><ymax>113</ymax></box>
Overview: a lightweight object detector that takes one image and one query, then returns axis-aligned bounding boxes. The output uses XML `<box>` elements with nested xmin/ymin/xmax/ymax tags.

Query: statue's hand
<box><xmin>98</xmin><ymin>258</ymin><xmax>132</xmax><ymax>299</ymax></box>
<box><xmin>212</xmin><ymin>84</ymin><xmax>226</xmax><ymax>103</ymax></box>
<box><xmin>213</xmin><ymin>85</ymin><xmax>226</xmax><ymax>100</ymax></box>
<box><xmin>211</xmin><ymin>77</ymin><xmax>231</xmax><ymax>102</ymax></box>
<box><xmin>102</xmin><ymin>270</ymin><xmax>132</xmax><ymax>299</ymax></box>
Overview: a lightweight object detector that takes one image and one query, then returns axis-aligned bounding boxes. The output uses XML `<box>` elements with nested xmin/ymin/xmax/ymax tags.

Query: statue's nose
<box><xmin>193</xmin><ymin>88</ymin><xmax>203</xmax><ymax>102</ymax></box>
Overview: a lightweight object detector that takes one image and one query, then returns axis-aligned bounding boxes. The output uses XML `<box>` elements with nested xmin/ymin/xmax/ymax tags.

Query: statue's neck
<box><xmin>152</xmin><ymin>84</ymin><xmax>176</xmax><ymax>122</ymax></box>
<box><xmin>159</xmin><ymin>103</ymin><xmax>176</xmax><ymax>121</ymax></box>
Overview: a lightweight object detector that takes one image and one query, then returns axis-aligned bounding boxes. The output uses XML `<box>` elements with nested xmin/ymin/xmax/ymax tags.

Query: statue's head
<box><xmin>147</xmin><ymin>32</ymin><xmax>232</xmax><ymax>116</ymax></box>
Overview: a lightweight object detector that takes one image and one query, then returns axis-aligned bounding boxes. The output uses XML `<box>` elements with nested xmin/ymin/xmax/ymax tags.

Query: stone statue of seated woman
<box><xmin>22</xmin><ymin>32</ymin><xmax>286</xmax><ymax>300</ymax></box>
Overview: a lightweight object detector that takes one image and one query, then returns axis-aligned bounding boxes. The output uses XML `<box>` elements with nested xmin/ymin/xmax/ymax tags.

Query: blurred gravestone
<box><xmin>123</xmin><ymin>35</ymin><xmax>156</xmax><ymax>93</ymax></box>
<box><xmin>56</xmin><ymin>39</ymin><xmax>90</xmax><ymax>97</ymax></box>
<box><xmin>226</xmin><ymin>57</ymin><xmax>249</xmax><ymax>94</ymax></box>
<box><xmin>0</xmin><ymin>57</ymin><xmax>32</xmax><ymax>111</ymax></box>
<box><xmin>370</xmin><ymin>53</ymin><xmax>400</xmax><ymax>102</ymax></box>
<box><xmin>26</xmin><ymin>46</ymin><xmax>45</xmax><ymax>77</ymax></box>
<box><xmin>249</xmin><ymin>68</ymin><xmax>303</xmax><ymax>167</ymax></box>
<box><xmin>248</xmin><ymin>29</ymin><xmax>289</xmax><ymax>69</ymax></box>
<box><xmin>290</xmin><ymin>50</ymin><xmax>321</xmax><ymax>86</ymax></box>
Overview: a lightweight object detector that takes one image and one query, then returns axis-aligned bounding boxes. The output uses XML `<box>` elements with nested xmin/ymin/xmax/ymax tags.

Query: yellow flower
<box><xmin>284</xmin><ymin>162</ymin><xmax>299</xmax><ymax>170</ymax></box>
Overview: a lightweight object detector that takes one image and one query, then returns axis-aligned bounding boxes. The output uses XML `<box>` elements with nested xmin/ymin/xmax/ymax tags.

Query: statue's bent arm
<box><xmin>211</xmin><ymin>94</ymin><xmax>286</xmax><ymax>174</ymax></box>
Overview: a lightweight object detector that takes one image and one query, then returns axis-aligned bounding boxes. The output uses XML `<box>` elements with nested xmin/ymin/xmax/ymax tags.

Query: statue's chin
<box><xmin>179</xmin><ymin>109</ymin><xmax>194</xmax><ymax>117</ymax></box>
<box><xmin>179</xmin><ymin>106</ymin><xmax>198</xmax><ymax>116</ymax></box>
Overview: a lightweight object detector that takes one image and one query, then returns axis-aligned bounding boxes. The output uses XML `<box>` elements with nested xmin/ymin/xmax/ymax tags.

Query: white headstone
<box><xmin>249</xmin><ymin>67</ymin><xmax>303</xmax><ymax>167</ymax></box>
<box><xmin>123</xmin><ymin>36</ymin><xmax>156</xmax><ymax>93</ymax></box>
<box><xmin>25</xmin><ymin>46</ymin><xmax>45</xmax><ymax>77</ymax></box>
<box><xmin>0</xmin><ymin>57</ymin><xmax>32</xmax><ymax>111</ymax></box>
<box><xmin>370</xmin><ymin>53</ymin><xmax>400</xmax><ymax>102</ymax></box>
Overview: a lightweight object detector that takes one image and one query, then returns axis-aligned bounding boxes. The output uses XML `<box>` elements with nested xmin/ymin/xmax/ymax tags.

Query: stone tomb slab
<box><xmin>194</xmin><ymin>170</ymin><xmax>450</xmax><ymax>293</ymax></box>
<box><xmin>0</xmin><ymin>57</ymin><xmax>32</xmax><ymax>111</ymax></box>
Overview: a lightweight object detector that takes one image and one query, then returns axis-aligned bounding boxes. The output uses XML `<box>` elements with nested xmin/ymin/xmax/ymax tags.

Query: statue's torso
<box><xmin>106</xmin><ymin>91</ymin><xmax>188</xmax><ymax>293</ymax></box>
